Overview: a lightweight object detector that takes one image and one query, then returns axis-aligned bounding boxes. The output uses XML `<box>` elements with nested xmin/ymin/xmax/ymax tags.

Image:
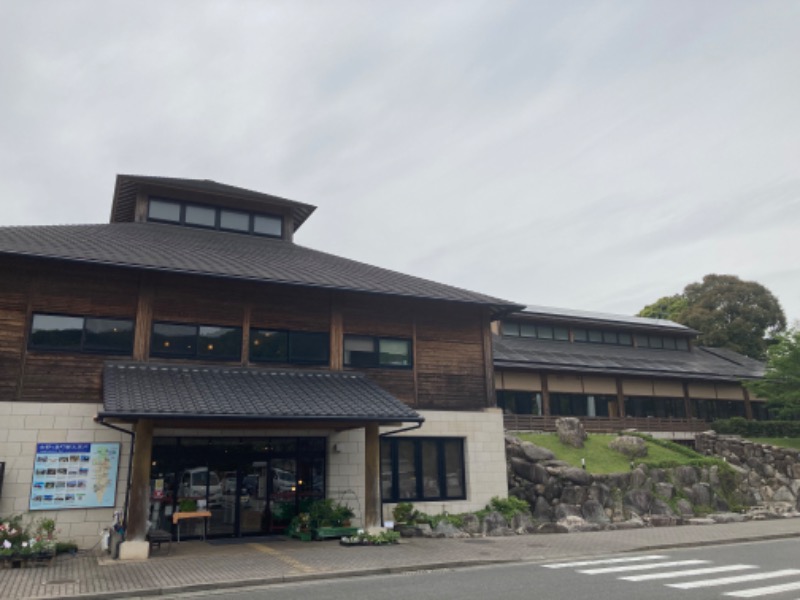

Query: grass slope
<box><xmin>749</xmin><ymin>438</ymin><xmax>800</xmax><ymax>450</ymax></box>
<box><xmin>517</xmin><ymin>433</ymin><xmax>702</xmax><ymax>474</ymax></box>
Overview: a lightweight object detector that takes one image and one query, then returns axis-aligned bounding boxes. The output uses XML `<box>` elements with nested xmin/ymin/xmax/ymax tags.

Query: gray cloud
<box><xmin>1</xmin><ymin>0</ymin><xmax>798</xmax><ymax>323</ymax></box>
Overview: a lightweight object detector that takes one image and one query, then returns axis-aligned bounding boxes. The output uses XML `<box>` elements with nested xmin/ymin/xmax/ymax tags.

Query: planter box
<box><xmin>313</xmin><ymin>526</ymin><xmax>359</xmax><ymax>540</ymax></box>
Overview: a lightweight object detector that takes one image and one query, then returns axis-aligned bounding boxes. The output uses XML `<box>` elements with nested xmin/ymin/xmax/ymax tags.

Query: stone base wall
<box><xmin>506</xmin><ymin>432</ymin><xmax>800</xmax><ymax>532</ymax></box>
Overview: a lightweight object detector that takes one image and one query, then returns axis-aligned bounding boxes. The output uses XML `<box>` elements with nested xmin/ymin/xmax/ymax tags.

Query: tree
<box><xmin>638</xmin><ymin>294</ymin><xmax>687</xmax><ymax>321</ymax></box>
<box><xmin>744</xmin><ymin>329</ymin><xmax>800</xmax><ymax>419</ymax></box>
<box><xmin>637</xmin><ymin>274</ymin><xmax>786</xmax><ymax>359</ymax></box>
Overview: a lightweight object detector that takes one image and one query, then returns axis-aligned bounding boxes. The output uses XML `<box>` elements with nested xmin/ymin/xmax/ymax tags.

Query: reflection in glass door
<box><xmin>240</xmin><ymin>461</ymin><xmax>269</xmax><ymax>535</ymax></box>
<box><xmin>149</xmin><ymin>436</ymin><xmax>326</xmax><ymax>538</ymax></box>
<box><xmin>266</xmin><ymin>459</ymin><xmax>297</xmax><ymax>533</ymax></box>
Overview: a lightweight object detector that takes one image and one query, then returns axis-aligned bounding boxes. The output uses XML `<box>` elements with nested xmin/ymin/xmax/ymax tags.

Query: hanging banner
<box><xmin>29</xmin><ymin>443</ymin><xmax>120</xmax><ymax>510</ymax></box>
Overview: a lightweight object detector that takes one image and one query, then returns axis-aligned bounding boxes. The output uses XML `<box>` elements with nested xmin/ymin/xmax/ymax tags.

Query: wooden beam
<box><xmin>330</xmin><ymin>296</ymin><xmax>343</xmax><ymax>371</ymax></box>
<box><xmin>481</xmin><ymin>309</ymin><xmax>495</xmax><ymax>408</ymax></box>
<box><xmin>683</xmin><ymin>382</ymin><xmax>693</xmax><ymax>418</ymax></box>
<box><xmin>541</xmin><ymin>373</ymin><xmax>551</xmax><ymax>417</ymax></box>
<box><xmin>743</xmin><ymin>386</ymin><xmax>754</xmax><ymax>420</ymax></box>
<box><xmin>615</xmin><ymin>377</ymin><xmax>625</xmax><ymax>418</ymax></box>
<box><xmin>126</xmin><ymin>419</ymin><xmax>154</xmax><ymax>542</ymax></box>
<box><xmin>133</xmin><ymin>274</ymin><xmax>154</xmax><ymax>361</ymax></box>
<box><xmin>363</xmin><ymin>422</ymin><xmax>381</xmax><ymax>529</ymax></box>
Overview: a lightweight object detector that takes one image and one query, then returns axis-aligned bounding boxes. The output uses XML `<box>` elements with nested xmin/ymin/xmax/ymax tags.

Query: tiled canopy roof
<box><xmin>0</xmin><ymin>222</ymin><xmax>520</xmax><ymax>313</ymax></box>
<box><xmin>493</xmin><ymin>335</ymin><xmax>765</xmax><ymax>382</ymax></box>
<box><xmin>101</xmin><ymin>362</ymin><xmax>423</xmax><ymax>423</ymax></box>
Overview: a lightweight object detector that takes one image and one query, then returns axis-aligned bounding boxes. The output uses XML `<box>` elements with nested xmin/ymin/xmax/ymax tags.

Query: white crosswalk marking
<box><xmin>668</xmin><ymin>569</ymin><xmax>800</xmax><ymax>590</ymax></box>
<box><xmin>579</xmin><ymin>559</ymin><xmax>708</xmax><ymax>574</ymax></box>
<box><xmin>724</xmin><ymin>579</ymin><xmax>800</xmax><ymax>597</ymax></box>
<box><xmin>542</xmin><ymin>555</ymin><xmax>668</xmax><ymax>569</ymax></box>
<box><xmin>621</xmin><ymin>564</ymin><xmax>757</xmax><ymax>582</ymax></box>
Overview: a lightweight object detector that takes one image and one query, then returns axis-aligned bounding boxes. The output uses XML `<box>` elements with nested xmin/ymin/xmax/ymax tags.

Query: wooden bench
<box><xmin>146</xmin><ymin>529</ymin><xmax>172</xmax><ymax>555</ymax></box>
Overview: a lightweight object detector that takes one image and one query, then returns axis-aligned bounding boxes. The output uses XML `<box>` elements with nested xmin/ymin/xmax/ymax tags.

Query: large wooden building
<box><xmin>494</xmin><ymin>306</ymin><xmax>766</xmax><ymax>435</ymax></box>
<box><xmin>0</xmin><ymin>175</ymin><xmax>520</xmax><ymax>557</ymax></box>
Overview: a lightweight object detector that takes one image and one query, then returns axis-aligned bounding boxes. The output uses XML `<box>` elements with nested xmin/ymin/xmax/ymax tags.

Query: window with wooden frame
<box><xmin>29</xmin><ymin>313</ymin><xmax>134</xmax><ymax>355</ymax></box>
<box><xmin>249</xmin><ymin>329</ymin><xmax>329</xmax><ymax>365</ymax></box>
<box><xmin>150</xmin><ymin>322</ymin><xmax>242</xmax><ymax>361</ymax></box>
<box><xmin>343</xmin><ymin>335</ymin><xmax>412</xmax><ymax>368</ymax></box>
<box><xmin>147</xmin><ymin>197</ymin><xmax>283</xmax><ymax>239</ymax></box>
<box><xmin>380</xmin><ymin>437</ymin><xmax>465</xmax><ymax>503</ymax></box>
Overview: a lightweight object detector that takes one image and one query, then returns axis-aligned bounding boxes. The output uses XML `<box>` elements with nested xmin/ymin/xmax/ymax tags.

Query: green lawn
<box><xmin>749</xmin><ymin>438</ymin><xmax>800</xmax><ymax>450</ymax></box>
<box><xmin>516</xmin><ymin>433</ymin><xmax>702</xmax><ymax>474</ymax></box>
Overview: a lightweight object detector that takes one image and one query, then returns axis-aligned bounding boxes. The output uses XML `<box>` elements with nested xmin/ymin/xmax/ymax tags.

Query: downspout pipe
<box><xmin>379</xmin><ymin>420</ymin><xmax>424</xmax><ymax>438</ymax></box>
<box><xmin>95</xmin><ymin>416</ymin><xmax>134</xmax><ymax>529</ymax></box>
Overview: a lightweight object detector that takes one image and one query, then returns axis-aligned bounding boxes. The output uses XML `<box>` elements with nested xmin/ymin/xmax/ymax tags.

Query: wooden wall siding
<box><xmin>0</xmin><ymin>265</ymin><xmax>29</xmax><ymax>399</ymax></box>
<box><xmin>416</xmin><ymin>374</ymin><xmax>487</xmax><ymax>410</ymax></box>
<box><xmin>1</xmin><ymin>258</ymin><xmax>494</xmax><ymax>411</ymax></box>
<box><xmin>362</xmin><ymin>370</ymin><xmax>416</xmax><ymax>405</ymax></box>
<box><xmin>416</xmin><ymin>341</ymin><xmax>484</xmax><ymax>376</ymax></box>
<box><xmin>31</xmin><ymin>265</ymin><xmax>139</xmax><ymax>317</ymax></box>
<box><xmin>20</xmin><ymin>354</ymin><xmax>104</xmax><ymax>403</ymax></box>
<box><xmin>340</xmin><ymin>294</ymin><xmax>414</xmax><ymax>337</ymax></box>
<box><xmin>0</xmin><ymin>306</ymin><xmax>26</xmax><ymax>399</ymax></box>
<box><xmin>415</xmin><ymin>303</ymin><xmax>488</xmax><ymax>410</ymax></box>
<box><xmin>416</xmin><ymin>305</ymin><xmax>483</xmax><ymax>345</ymax></box>
<box><xmin>151</xmin><ymin>276</ymin><xmax>245</xmax><ymax>326</ymax></box>
<box><xmin>250</xmin><ymin>285</ymin><xmax>330</xmax><ymax>331</ymax></box>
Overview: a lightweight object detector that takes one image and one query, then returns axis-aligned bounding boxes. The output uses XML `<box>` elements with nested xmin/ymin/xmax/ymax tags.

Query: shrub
<box><xmin>478</xmin><ymin>496</ymin><xmax>530</xmax><ymax>522</ymax></box>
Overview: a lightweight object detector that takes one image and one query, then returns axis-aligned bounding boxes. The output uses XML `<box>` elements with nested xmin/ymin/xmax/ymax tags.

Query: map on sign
<box><xmin>29</xmin><ymin>443</ymin><xmax>120</xmax><ymax>510</ymax></box>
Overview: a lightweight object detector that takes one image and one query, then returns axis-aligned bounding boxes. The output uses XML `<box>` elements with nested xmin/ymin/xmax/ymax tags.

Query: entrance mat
<box><xmin>207</xmin><ymin>535</ymin><xmax>288</xmax><ymax>546</ymax></box>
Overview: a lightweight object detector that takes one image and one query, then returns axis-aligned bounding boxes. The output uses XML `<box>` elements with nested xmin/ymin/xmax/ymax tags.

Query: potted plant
<box><xmin>289</xmin><ymin>513</ymin><xmax>312</xmax><ymax>541</ymax></box>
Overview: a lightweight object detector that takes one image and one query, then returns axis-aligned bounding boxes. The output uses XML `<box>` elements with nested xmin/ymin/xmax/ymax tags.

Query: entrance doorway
<box><xmin>149</xmin><ymin>437</ymin><xmax>326</xmax><ymax>538</ymax></box>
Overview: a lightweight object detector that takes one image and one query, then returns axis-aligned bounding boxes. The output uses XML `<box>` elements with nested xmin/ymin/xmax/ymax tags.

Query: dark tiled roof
<box><xmin>493</xmin><ymin>335</ymin><xmax>765</xmax><ymax>382</ymax></box>
<box><xmin>111</xmin><ymin>175</ymin><xmax>316</xmax><ymax>231</ymax></box>
<box><xmin>0</xmin><ymin>222</ymin><xmax>520</xmax><ymax>312</ymax></box>
<box><xmin>101</xmin><ymin>362</ymin><xmax>422</xmax><ymax>422</ymax></box>
<box><xmin>518</xmin><ymin>305</ymin><xmax>696</xmax><ymax>334</ymax></box>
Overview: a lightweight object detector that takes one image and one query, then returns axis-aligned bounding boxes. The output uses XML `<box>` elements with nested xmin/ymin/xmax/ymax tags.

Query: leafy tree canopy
<box><xmin>638</xmin><ymin>294</ymin><xmax>688</xmax><ymax>321</ymax></box>
<box><xmin>744</xmin><ymin>329</ymin><xmax>800</xmax><ymax>419</ymax></box>
<box><xmin>638</xmin><ymin>274</ymin><xmax>786</xmax><ymax>359</ymax></box>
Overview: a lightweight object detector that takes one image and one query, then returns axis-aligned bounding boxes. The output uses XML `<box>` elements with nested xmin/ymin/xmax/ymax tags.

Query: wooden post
<box><xmin>126</xmin><ymin>419</ymin><xmax>154</xmax><ymax>542</ymax></box>
<box><xmin>743</xmin><ymin>386</ymin><xmax>754</xmax><ymax>420</ymax></box>
<box><xmin>541</xmin><ymin>373</ymin><xmax>550</xmax><ymax>417</ymax></box>
<box><xmin>364</xmin><ymin>422</ymin><xmax>381</xmax><ymax>530</ymax></box>
<box><xmin>683</xmin><ymin>382</ymin><xmax>693</xmax><ymax>418</ymax></box>
<box><xmin>133</xmin><ymin>275</ymin><xmax>154</xmax><ymax>361</ymax></box>
<box><xmin>481</xmin><ymin>310</ymin><xmax>496</xmax><ymax>408</ymax></box>
<box><xmin>330</xmin><ymin>297</ymin><xmax>343</xmax><ymax>371</ymax></box>
<box><xmin>615</xmin><ymin>377</ymin><xmax>625</xmax><ymax>418</ymax></box>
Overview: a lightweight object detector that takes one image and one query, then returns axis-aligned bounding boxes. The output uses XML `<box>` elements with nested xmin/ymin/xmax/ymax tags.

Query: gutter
<box><xmin>94</xmin><ymin>415</ymin><xmax>134</xmax><ymax>529</ymax></box>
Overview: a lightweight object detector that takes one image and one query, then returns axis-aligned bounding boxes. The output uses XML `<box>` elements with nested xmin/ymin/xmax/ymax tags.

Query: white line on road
<box><xmin>724</xmin><ymin>579</ymin><xmax>800</xmax><ymax>597</ymax></box>
<box><xmin>579</xmin><ymin>560</ymin><xmax>708</xmax><ymax>575</ymax></box>
<box><xmin>668</xmin><ymin>570</ymin><xmax>800</xmax><ymax>590</ymax></box>
<box><xmin>621</xmin><ymin>564</ymin><xmax>757</xmax><ymax>582</ymax></box>
<box><xmin>542</xmin><ymin>555</ymin><xmax>669</xmax><ymax>569</ymax></box>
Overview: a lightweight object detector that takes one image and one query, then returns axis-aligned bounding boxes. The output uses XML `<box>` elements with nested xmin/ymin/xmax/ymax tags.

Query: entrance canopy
<box><xmin>99</xmin><ymin>361</ymin><xmax>422</xmax><ymax>425</ymax></box>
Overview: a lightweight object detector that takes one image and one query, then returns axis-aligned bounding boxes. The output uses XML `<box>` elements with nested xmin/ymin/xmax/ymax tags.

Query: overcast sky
<box><xmin>1</xmin><ymin>1</ymin><xmax>798</xmax><ymax>325</ymax></box>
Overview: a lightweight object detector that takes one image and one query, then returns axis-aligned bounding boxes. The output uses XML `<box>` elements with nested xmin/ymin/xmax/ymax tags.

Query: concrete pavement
<box><xmin>2</xmin><ymin>518</ymin><xmax>800</xmax><ymax>600</ymax></box>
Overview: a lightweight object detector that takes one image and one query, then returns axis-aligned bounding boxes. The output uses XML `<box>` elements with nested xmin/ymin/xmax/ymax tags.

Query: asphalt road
<box><xmin>153</xmin><ymin>538</ymin><xmax>800</xmax><ymax>600</ymax></box>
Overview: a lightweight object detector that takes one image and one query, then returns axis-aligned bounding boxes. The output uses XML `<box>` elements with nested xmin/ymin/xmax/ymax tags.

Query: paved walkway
<box><xmin>2</xmin><ymin>518</ymin><xmax>800</xmax><ymax>600</ymax></box>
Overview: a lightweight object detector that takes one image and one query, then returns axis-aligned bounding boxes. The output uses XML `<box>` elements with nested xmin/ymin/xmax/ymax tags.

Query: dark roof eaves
<box><xmin>96</xmin><ymin>410</ymin><xmax>423</xmax><ymax>423</ymax></box>
<box><xmin>493</xmin><ymin>360</ymin><xmax>761</xmax><ymax>382</ymax></box>
<box><xmin>0</xmin><ymin>246</ymin><xmax>519</xmax><ymax>313</ymax></box>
